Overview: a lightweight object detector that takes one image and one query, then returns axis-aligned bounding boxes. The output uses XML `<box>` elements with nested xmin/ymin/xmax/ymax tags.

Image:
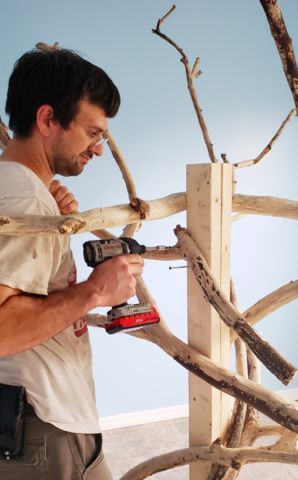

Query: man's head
<box><xmin>5</xmin><ymin>48</ymin><xmax>120</xmax><ymax>138</ymax></box>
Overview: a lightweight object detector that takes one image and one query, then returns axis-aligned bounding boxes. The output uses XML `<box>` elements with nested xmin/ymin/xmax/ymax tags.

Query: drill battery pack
<box><xmin>105</xmin><ymin>303</ymin><xmax>160</xmax><ymax>334</ymax></box>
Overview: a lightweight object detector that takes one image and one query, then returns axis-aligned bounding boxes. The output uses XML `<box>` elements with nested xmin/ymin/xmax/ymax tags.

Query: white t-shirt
<box><xmin>0</xmin><ymin>161</ymin><xmax>100</xmax><ymax>433</ymax></box>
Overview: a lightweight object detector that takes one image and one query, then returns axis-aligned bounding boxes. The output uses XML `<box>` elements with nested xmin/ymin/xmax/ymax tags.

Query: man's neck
<box><xmin>0</xmin><ymin>135</ymin><xmax>53</xmax><ymax>188</ymax></box>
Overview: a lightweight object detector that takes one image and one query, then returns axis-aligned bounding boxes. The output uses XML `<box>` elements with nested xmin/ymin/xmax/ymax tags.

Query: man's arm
<box><xmin>0</xmin><ymin>254</ymin><xmax>143</xmax><ymax>356</ymax></box>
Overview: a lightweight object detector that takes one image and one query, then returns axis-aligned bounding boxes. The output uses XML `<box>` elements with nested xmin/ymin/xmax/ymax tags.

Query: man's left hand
<box><xmin>49</xmin><ymin>179</ymin><xmax>79</xmax><ymax>215</ymax></box>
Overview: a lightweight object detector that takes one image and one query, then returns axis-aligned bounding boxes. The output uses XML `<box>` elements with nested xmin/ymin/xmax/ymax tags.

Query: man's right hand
<box><xmin>86</xmin><ymin>254</ymin><xmax>144</xmax><ymax>307</ymax></box>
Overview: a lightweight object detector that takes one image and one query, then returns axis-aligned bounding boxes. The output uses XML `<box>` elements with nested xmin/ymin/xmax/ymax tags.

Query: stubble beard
<box><xmin>50</xmin><ymin>143</ymin><xmax>84</xmax><ymax>177</ymax></box>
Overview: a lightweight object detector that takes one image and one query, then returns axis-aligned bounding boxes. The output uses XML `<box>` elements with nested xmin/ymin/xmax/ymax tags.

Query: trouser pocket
<box><xmin>0</xmin><ymin>436</ymin><xmax>48</xmax><ymax>480</ymax></box>
<box><xmin>68</xmin><ymin>432</ymin><xmax>113</xmax><ymax>479</ymax></box>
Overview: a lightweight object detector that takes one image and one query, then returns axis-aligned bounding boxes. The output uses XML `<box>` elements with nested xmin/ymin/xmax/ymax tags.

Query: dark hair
<box><xmin>5</xmin><ymin>48</ymin><xmax>120</xmax><ymax>137</ymax></box>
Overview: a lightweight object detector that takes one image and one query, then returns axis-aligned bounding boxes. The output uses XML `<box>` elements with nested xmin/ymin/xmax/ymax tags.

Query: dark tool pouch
<box><xmin>0</xmin><ymin>384</ymin><xmax>26</xmax><ymax>460</ymax></box>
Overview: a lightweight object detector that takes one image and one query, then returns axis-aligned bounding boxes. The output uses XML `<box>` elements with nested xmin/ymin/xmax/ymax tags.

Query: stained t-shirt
<box><xmin>0</xmin><ymin>161</ymin><xmax>100</xmax><ymax>433</ymax></box>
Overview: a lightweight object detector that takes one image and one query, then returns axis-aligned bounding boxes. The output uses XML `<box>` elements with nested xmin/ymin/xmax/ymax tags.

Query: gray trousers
<box><xmin>0</xmin><ymin>404</ymin><xmax>113</xmax><ymax>479</ymax></box>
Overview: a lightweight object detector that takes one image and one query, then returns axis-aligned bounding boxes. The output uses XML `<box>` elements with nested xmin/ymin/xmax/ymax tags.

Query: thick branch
<box><xmin>260</xmin><ymin>0</ymin><xmax>298</xmax><ymax>112</ymax></box>
<box><xmin>233</xmin><ymin>194</ymin><xmax>298</xmax><ymax>220</ymax></box>
<box><xmin>2</xmin><ymin>192</ymin><xmax>298</xmax><ymax>235</ymax></box>
<box><xmin>175</xmin><ymin>225</ymin><xmax>297</xmax><ymax>385</ymax></box>
<box><xmin>231</xmin><ymin>280</ymin><xmax>298</xmax><ymax>342</ymax></box>
<box><xmin>120</xmin><ymin>442</ymin><xmax>298</xmax><ymax>480</ymax></box>
<box><xmin>152</xmin><ymin>5</ymin><xmax>218</xmax><ymax>163</ymax></box>
<box><xmin>0</xmin><ymin>192</ymin><xmax>186</xmax><ymax>236</ymax></box>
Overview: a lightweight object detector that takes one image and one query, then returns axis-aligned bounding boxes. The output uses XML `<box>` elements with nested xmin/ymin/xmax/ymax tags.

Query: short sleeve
<box><xmin>0</xmin><ymin>197</ymin><xmax>60</xmax><ymax>295</ymax></box>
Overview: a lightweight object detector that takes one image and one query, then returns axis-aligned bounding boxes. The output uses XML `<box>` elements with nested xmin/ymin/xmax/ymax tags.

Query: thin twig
<box><xmin>152</xmin><ymin>5</ymin><xmax>218</xmax><ymax>163</ymax></box>
<box><xmin>232</xmin><ymin>109</ymin><xmax>296</xmax><ymax>168</ymax></box>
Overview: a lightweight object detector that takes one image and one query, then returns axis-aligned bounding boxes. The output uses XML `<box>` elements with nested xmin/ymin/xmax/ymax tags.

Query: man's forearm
<box><xmin>0</xmin><ymin>281</ymin><xmax>98</xmax><ymax>356</ymax></box>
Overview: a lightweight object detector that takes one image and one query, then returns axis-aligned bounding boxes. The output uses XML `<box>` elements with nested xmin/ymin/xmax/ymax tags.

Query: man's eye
<box><xmin>89</xmin><ymin>131</ymin><xmax>97</xmax><ymax>138</ymax></box>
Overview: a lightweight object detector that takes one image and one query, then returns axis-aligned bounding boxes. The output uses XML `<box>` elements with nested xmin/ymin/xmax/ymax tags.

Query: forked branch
<box><xmin>222</xmin><ymin>109</ymin><xmax>296</xmax><ymax>168</ymax></box>
<box><xmin>152</xmin><ymin>5</ymin><xmax>218</xmax><ymax>163</ymax></box>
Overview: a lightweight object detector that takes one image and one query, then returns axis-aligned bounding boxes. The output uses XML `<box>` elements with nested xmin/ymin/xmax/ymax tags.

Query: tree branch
<box><xmin>152</xmin><ymin>5</ymin><xmax>218</xmax><ymax>163</ymax></box>
<box><xmin>231</xmin><ymin>280</ymin><xmax>298</xmax><ymax>342</ymax></box>
<box><xmin>259</xmin><ymin>0</ymin><xmax>298</xmax><ymax>112</ymax></box>
<box><xmin>174</xmin><ymin>225</ymin><xmax>297</xmax><ymax>385</ymax></box>
<box><xmin>223</xmin><ymin>109</ymin><xmax>296</xmax><ymax>168</ymax></box>
<box><xmin>119</xmin><ymin>441</ymin><xmax>298</xmax><ymax>480</ymax></box>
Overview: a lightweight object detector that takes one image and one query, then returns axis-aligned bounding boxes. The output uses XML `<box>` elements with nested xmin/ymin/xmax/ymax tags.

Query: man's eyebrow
<box><xmin>89</xmin><ymin>125</ymin><xmax>107</xmax><ymax>133</ymax></box>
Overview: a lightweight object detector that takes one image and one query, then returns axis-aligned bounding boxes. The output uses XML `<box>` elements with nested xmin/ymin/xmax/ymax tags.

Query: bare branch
<box><xmin>260</xmin><ymin>0</ymin><xmax>298</xmax><ymax>112</ymax></box>
<box><xmin>0</xmin><ymin>192</ymin><xmax>186</xmax><ymax>236</ymax></box>
<box><xmin>152</xmin><ymin>6</ymin><xmax>218</xmax><ymax>163</ymax></box>
<box><xmin>191</xmin><ymin>57</ymin><xmax>202</xmax><ymax>79</ymax></box>
<box><xmin>119</xmin><ymin>442</ymin><xmax>298</xmax><ymax>480</ymax></box>
<box><xmin>174</xmin><ymin>225</ymin><xmax>297</xmax><ymax>385</ymax></box>
<box><xmin>231</xmin><ymin>280</ymin><xmax>298</xmax><ymax>342</ymax></box>
<box><xmin>233</xmin><ymin>109</ymin><xmax>296</xmax><ymax>168</ymax></box>
<box><xmin>233</xmin><ymin>194</ymin><xmax>298</xmax><ymax>220</ymax></box>
<box><xmin>156</xmin><ymin>4</ymin><xmax>176</xmax><ymax>31</ymax></box>
<box><xmin>2</xmin><ymin>192</ymin><xmax>298</xmax><ymax>235</ymax></box>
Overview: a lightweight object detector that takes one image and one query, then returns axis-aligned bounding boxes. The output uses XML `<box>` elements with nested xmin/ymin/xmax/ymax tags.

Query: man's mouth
<box><xmin>80</xmin><ymin>153</ymin><xmax>92</xmax><ymax>163</ymax></box>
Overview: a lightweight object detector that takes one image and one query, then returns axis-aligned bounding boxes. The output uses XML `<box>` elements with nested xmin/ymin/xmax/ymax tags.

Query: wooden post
<box><xmin>187</xmin><ymin>164</ymin><xmax>232</xmax><ymax>479</ymax></box>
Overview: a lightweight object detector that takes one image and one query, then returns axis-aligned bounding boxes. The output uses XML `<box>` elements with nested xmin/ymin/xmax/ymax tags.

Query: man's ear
<box><xmin>36</xmin><ymin>105</ymin><xmax>56</xmax><ymax>136</ymax></box>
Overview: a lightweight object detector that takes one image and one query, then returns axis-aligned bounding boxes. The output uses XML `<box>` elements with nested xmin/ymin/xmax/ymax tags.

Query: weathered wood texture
<box><xmin>260</xmin><ymin>0</ymin><xmax>298</xmax><ymax>112</ymax></box>
<box><xmin>1</xmin><ymin>193</ymin><xmax>298</xmax><ymax>236</ymax></box>
<box><xmin>175</xmin><ymin>226</ymin><xmax>297</xmax><ymax>385</ymax></box>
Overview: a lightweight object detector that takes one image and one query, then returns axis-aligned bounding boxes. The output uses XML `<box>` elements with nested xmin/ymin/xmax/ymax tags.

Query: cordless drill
<box><xmin>83</xmin><ymin>237</ymin><xmax>160</xmax><ymax>334</ymax></box>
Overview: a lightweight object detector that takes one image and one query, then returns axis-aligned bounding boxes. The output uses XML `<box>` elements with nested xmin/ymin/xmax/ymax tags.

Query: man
<box><xmin>0</xmin><ymin>48</ymin><xmax>144</xmax><ymax>479</ymax></box>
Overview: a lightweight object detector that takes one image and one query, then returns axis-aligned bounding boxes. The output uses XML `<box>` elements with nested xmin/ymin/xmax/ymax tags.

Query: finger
<box><xmin>49</xmin><ymin>179</ymin><xmax>61</xmax><ymax>194</ymax></box>
<box><xmin>123</xmin><ymin>254</ymin><xmax>144</xmax><ymax>266</ymax></box>
<box><xmin>59</xmin><ymin>199</ymin><xmax>79</xmax><ymax>214</ymax></box>
<box><xmin>52</xmin><ymin>185</ymin><xmax>69</xmax><ymax>203</ymax></box>
<box><xmin>57</xmin><ymin>192</ymin><xmax>77</xmax><ymax>209</ymax></box>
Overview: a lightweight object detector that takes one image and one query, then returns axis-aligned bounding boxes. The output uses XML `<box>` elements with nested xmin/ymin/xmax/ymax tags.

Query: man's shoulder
<box><xmin>0</xmin><ymin>160</ymin><xmax>40</xmax><ymax>196</ymax></box>
<box><xmin>0</xmin><ymin>161</ymin><xmax>58</xmax><ymax>215</ymax></box>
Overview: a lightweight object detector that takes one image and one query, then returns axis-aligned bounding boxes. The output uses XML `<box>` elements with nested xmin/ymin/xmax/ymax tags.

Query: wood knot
<box><xmin>130</xmin><ymin>197</ymin><xmax>150</xmax><ymax>219</ymax></box>
<box><xmin>58</xmin><ymin>217</ymin><xmax>86</xmax><ymax>234</ymax></box>
<box><xmin>0</xmin><ymin>216</ymin><xmax>10</xmax><ymax>226</ymax></box>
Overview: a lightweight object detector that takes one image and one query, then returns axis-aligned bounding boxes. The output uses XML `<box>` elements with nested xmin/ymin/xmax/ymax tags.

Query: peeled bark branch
<box><xmin>231</xmin><ymin>280</ymin><xmax>298</xmax><ymax>342</ymax></box>
<box><xmin>174</xmin><ymin>225</ymin><xmax>297</xmax><ymax>385</ymax></box>
<box><xmin>0</xmin><ymin>192</ymin><xmax>186</xmax><ymax>236</ymax></box>
<box><xmin>152</xmin><ymin>5</ymin><xmax>218</xmax><ymax>163</ymax></box>
<box><xmin>260</xmin><ymin>0</ymin><xmax>298</xmax><ymax>112</ymax></box>
<box><xmin>2</xmin><ymin>193</ymin><xmax>298</xmax><ymax>236</ymax></box>
<box><xmin>225</xmin><ymin>109</ymin><xmax>296</xmax><ymax>168</ymax></box>
<box><xmin>120</xmin><ymin>441</ymin><xmax>298</xmax><ymax>480</ymax></box>
<box><xmin>233</xmin><ymin>194</ymin><xmax>298</xmax><ymax>220</ymax></box>
<box><xmin>131</xmin><ymin>322</ymin><xmax>298</xmax><ymax>431</ymax></box>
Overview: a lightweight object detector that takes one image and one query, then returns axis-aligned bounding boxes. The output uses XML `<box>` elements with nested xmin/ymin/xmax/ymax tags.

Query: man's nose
<box><xmin>89</xmin><ymin>143</ymin><xmax>104</xmax><ymax>156</ymax></box>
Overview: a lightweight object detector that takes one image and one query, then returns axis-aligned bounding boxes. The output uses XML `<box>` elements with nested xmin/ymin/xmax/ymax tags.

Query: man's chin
<box><xmin>58</xmin><ymin>163</ymin><xmax>85</xmax><ymax>177</ymax></box>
